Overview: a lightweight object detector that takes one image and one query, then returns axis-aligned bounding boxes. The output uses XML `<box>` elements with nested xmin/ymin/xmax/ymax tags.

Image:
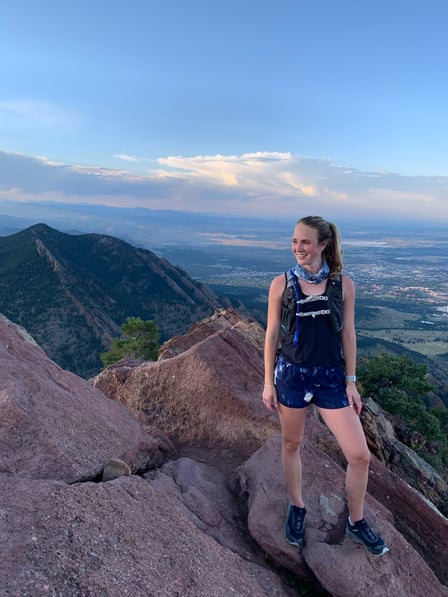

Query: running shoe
<box><xmin>346</xmin><ymin>518</ymin><xmax>389</xmax><ymax>556</ymax></box>
<box><xmin>284</xmin><ymin>504</ymin><xmax>306</xmax><ymax>547</ymax></box>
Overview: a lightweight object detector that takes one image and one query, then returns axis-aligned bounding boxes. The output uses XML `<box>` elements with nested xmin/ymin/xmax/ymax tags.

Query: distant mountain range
<box><xmin>0</xmin><ymin>199</ymin><xmax>292</xmax><ymax>250</ymax></box>
<box><xmin>1</xmin><ymin>199</ymin><xmax>446</xmax><ymax>255</ymax></box>
<box><xmin>0</xmin><ymin>224</ymin><xmax>224</xmax><ymax>377</ymax></box>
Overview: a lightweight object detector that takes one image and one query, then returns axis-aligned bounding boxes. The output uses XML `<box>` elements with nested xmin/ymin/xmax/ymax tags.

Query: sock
<box><xmin>292</xmin><ymin>505</ymin><xmax>306</xmax><ymax>512</ymax></box>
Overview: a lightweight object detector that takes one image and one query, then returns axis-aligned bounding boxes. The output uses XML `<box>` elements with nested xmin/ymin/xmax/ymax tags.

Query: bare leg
<box><xmin>278</xmin><ymin>404</ymin><xmax>308</xmax><ymax>507</ymax></box>
<box><xmin>318</xmin><ymin>406</ymin><xmax>370</xmax><ymax>521</ymax></box>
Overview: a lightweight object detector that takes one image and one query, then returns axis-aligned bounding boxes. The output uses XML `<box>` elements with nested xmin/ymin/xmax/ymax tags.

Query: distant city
<box><xmin>158</xmin><ymin>236</ymin><xmax>448</xmax><ymax>315</ymax></box>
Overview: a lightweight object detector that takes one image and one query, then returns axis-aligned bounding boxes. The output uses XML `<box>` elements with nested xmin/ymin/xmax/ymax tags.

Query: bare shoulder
<box><xmin>341</xmin><ymin>274</ymin><xmax>355</xmax><ymax>297</ymax></box>
<box><xmin>269</xmin><ymin>273</ymin><xmax>286</xmax><ymax>296</ymax></box>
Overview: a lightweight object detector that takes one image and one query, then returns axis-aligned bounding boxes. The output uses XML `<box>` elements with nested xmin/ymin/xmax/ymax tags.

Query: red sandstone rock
<box><xmin>3</xmin><ymin>307</ymin><xmax>448</xmax><ymax>595</ymax></box>
<box><xmin>0</xmin><ymin>313</ymin><xmax>296</xmax><ymax>596</ymax></box>
<box><xmin>0</xmin><ymin>314</ymin><xmax>173</xmax><ymax>482</ymax></box>
<box><xmin>158</xmin><ymin>308</ymin><xmax>265</xmax><ymax>359</ymax></box>
<box><xmin>361</xmin><ymin>395</ymin><xmax>448</xmax><ymax>513</ymax></box>
<box><xmin>307</xmin><ymin>405</ymin><xmax>448</xmax><ymax>585</ymax></box>
<box><xmin>236</xmin><ymin>422</ymin><xmax>448</xmax><ymax>596</ymax></box>
<box><xmin>95</xmin><ymin>308</ymin><xmax>448</xmax><ymax>591</ymax></box>
<box><xmin>94</xmin><ymin>321</ymin><xmax>279</xmax><ymax>465</ymax></box>
<box><xmin>0</xmin><ymin>475</ymin><xmax>294</xmax><ymax>596</ymax></box>
<box><xmin>146</xmin><ymin>456</ymin><xmax>261</xmax><ymax>562</ymax></box>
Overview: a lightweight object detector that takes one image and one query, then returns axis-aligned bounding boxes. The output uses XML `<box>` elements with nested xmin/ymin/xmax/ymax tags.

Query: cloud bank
<box><xmin>0</xmin><ymin>150</ymin><xmax>446</xmax><ymax>222</ymax></box>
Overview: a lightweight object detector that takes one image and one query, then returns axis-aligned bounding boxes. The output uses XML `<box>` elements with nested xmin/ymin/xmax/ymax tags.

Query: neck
<box><xmin>293</xmin><ymin>259</ymin><xmax>330</xmax><ymax>284</ymax></box>
<box><xmin>304</xmin><ymin>261</ymin><xmax>323</xmax><ymax>275</ymax></box>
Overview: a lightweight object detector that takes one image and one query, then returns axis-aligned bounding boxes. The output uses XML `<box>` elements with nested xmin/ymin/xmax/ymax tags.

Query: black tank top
<box><xmin>279</xmin><ymin>282</ymin><xmax>344</xmax><ymax>368</ymax></box>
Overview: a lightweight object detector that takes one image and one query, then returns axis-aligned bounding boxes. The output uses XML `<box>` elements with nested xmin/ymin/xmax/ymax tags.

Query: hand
<box><xmin>262</xmin><ymin>386</ymin><xmax>278</xmax><ymax>412</ymax></box>
<box><xmin>346</xmin><ymin>382</ymin><xmax>362</xmax><ymax>416</ymax></box>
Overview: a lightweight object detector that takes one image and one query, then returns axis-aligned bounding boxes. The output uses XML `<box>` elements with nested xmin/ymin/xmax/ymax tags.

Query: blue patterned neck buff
<box><xmin>293</xmin><ymin>258</ymin><xmax>330</xmax><ymax>284</ymax></box>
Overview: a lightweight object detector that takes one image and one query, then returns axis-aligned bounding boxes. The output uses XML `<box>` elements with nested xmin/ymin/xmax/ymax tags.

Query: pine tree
<box><xmin>101</xmin><ymin>317</ymin><xmax>160</xmax><ymax>367</ymax></box>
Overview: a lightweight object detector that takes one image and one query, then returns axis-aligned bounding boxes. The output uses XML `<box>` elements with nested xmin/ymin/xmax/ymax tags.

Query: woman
<box><xmin>262</xmin><ymin>215</ymin><xmax>388</xmax><ymax>556</ymax></box>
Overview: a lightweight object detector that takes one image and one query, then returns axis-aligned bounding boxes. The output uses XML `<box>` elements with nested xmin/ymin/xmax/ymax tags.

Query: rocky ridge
<box><xmin>1</xmin><ymin>309</ymin><xmax>447</xmax><ymax>596</ymax></box>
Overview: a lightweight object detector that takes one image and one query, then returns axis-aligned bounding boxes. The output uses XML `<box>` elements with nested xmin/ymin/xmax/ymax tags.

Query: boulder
<box><xmin>0</xmin><ymin>474</ymin><xmax>295</xmax><ymax>596</ymax></box>
<box><xmin>94</xmin><ymin>318</ymin><xmax>279</xmax><ymax>467</ymax></box>
<box><xmin>146</xmin><ymin>456</ymin><xmax>261</xmax><ymax>562</ymax></box>
<box><xmin>0</xmin><ymin>314</ymin><xmax>174</xmax><ymax>482</ymax></box>
<box><xmin>306</xmin><ymin>401</ymin><xmax>448</xmax><ymax>585</ymax></box>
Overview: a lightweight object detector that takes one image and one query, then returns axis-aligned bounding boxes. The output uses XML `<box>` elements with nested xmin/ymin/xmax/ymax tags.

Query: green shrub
<box><xmin>101</xmin><ymin>317</ymin><xmax>160</xmax><ymax>367</ymax></box>
<box><xmin>358</xmin><ymin>354</ymin><xmax>448</xmax><ymax>473</ymax></box>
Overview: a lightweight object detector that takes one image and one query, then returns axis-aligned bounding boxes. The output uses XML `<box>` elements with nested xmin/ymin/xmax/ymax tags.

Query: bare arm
<box><xmin>262</xmin><ymin>274</ymin><xmax>284</xmax><ymax>411</ymax></box>
<box><xmin>340</xmin><ymin>275</ymin><xmax>362</xmax><ymax>414</ymax></box>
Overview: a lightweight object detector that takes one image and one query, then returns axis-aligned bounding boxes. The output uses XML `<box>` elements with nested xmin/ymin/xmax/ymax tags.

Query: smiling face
<box><xmin>291</xmin><ymin>222</ymin><xmax>328</xmax><ymax>273</ymax></box>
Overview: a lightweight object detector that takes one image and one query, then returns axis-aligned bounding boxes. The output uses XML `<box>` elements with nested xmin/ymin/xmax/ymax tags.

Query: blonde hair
<box><xmin>297</xmin><ymin>215</ymin><xmax>343</xmax><ymax>276</ymax></box>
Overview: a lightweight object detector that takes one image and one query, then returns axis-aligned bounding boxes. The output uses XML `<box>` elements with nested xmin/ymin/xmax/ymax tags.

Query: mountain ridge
<box><xmin>0</xmin><ymin>223</ymin><xmax>223</xmax><ymax>377</ymax></box>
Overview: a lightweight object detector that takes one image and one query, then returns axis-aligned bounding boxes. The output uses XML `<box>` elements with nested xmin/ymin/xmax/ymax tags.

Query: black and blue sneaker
<box><xmin>284</xmin><ymin>504</ymin><xmax>306</xmax><ymax>547</ymax></box>
<box><xmin>346</xmin><ymin>518</ymin><xmax>389</xmax><ymax>556</ymax></box>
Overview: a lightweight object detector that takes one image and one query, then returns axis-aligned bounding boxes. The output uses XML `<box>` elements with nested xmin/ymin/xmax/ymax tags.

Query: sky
<box><xmin>1</xmin><ymin>0</ymin><xmax>448</xmax><ymax>224</ymax></box>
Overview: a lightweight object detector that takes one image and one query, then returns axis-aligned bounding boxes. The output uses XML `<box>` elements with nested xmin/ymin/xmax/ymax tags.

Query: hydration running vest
<box><xmin>280</xmin><ymin>270</ymin><xmax>344</xmax><ymax>339</ymax></box>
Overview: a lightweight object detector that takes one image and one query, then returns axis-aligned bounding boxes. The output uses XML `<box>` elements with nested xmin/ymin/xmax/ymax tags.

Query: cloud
<box><xmin>113</xmin><ymin>153</ymin><xmax>151</xmax><ymax>163</ymax></box>
<box><xmin>157</xmin><ymin>152</ymin><xmax>294</xmax><ymax>190</ymax></box>
<box><xmin>0</xmin><ymin>149</ymin><xmax>447</xmax><ymax>222</ymax></box>
<box><xmin>0</xmin><ymin>100</ymin><xmax>76</xmax><ymax>127</ymax></box>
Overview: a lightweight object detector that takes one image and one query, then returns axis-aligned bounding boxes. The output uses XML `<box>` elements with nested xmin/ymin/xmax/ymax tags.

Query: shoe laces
<box><xmin>292</xmin><ymin>507</ymin><xmax>306</xmax><ymax>532</ymax></box>
<box><xmin>357</xmin><ymin>519</ymin><xmax>378</xmax><ymax>542</ymax></box>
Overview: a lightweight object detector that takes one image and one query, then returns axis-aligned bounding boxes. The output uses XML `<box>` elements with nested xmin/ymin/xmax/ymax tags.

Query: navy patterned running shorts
<box><xmin>274</xmin><ymin>354</ymin><xmax>349</xmax><ymax>409</ymax></box>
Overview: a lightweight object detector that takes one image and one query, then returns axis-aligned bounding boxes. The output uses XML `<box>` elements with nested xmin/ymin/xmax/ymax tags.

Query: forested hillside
<box><xmin>0</xmin><ymin>224</ymin><xmax>223</xmax><ymax>377</ymax></box>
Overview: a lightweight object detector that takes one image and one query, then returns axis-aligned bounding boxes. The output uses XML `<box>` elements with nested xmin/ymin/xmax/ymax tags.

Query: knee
<box><xmin>282</xmin><ymin>436</ymin><xmax>303</xmax><ymax>457</ymax></box>
<box><xmin>349</xmin><ymin>447</ymin><xmax>371</xmax><ymax>469</ymax></box>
